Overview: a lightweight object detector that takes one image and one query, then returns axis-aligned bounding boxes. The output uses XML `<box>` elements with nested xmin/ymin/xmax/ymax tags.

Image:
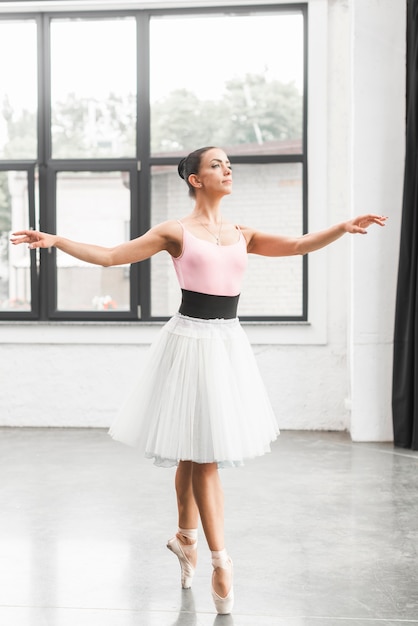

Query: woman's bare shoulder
<box><xmin>236</xmin><ymin>224</ymin><xmax>256</xmax><ymax>244</ymax></box>
<box><xmin>151</xmin><ymin>219</ymin><xmax>183</xmax><ymax>239</ymax></box>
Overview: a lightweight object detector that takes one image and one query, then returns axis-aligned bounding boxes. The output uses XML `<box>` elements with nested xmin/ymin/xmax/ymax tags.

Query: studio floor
<box><xmin>0</xmin><ymin>428</ymin><xmax>417</xmax><ymax>626</ymax></box>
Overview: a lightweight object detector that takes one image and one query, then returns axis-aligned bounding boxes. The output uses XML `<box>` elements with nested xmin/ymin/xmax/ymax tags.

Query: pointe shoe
<box><xmin>167</xmin><ymin>535</ymin><xmax>196</xmax><ymax>589</ymax></box>
<box><xmin>211</xmin><ymin>557</ymin><xmax>234</xmax><ymax>615</ymax></box>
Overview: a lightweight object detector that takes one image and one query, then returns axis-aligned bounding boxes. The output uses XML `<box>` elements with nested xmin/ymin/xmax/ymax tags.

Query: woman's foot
<box><xmin>211</xmin><ymin>550</ymin><xmax>234</xmax><ymax>614</ymax></box>
<box><xmin>167</xmin><ymin>530</ymin><xmax>198</xmax><ymax>589</ymax></box>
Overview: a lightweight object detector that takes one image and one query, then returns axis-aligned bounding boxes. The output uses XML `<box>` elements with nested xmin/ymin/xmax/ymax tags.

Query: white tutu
<box><xmin>109</xmin><ymin>313</ymin><xmax>279</xmax><ymax>468</ymax></box>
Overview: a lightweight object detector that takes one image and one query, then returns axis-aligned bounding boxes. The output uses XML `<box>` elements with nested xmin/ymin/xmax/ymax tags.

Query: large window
<box><xmin>0</xmin><ymin>5</ymin><xmax>307</xmax><ymax>321</ymax></box>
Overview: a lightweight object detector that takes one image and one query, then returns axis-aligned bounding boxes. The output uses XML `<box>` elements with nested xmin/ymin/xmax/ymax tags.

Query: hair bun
<box><xmin>178</xmin><ymin>157</ymin><xmax>187</xmax><ymax>180</ymax></box>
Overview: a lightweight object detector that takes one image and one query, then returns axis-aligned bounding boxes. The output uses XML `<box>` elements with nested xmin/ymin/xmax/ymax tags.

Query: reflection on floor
<box><xmin>0</xmin><ymin>428</ymin><xmax>417</xmax><ymax>626</ymax></box>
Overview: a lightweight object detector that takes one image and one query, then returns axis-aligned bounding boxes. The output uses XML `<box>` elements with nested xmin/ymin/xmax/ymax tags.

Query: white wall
<box><xmin>0</xmin><ymin>0</ymin><xmax>406</xmax><ymax>439</ymax></box>
<box><xmin>348</xmin><ymin>0</ymin><xmax>405</xmax><ymax>440</ymax></box>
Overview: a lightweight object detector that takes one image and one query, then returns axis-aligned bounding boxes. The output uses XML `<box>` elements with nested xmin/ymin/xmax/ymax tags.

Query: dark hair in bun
<box><xmin>178</xmin><ymin>146</ymin><xmax>216</xmax><ymax>197</ymax></box>
<box><xmin>177</xmin><ymin>157</ymin><xmax>187</xmax><ymax>180</ymax></box>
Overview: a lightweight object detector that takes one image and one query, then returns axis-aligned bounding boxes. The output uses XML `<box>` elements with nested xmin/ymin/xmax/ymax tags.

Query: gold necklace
<box><xmin>196</xmin><ymin>218</ymin><xmax>223</xmax><ymax>245</ymax></box>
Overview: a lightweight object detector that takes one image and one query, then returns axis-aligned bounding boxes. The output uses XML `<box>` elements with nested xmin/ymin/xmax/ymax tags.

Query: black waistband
<box><xmin>179</xmin><ymin>289</ymin><xmax>239</xmax><ymax>320</ymax></box>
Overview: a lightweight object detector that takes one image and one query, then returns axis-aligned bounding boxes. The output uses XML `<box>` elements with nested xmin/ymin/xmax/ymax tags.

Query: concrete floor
<box><xmin>0</xmin><ymin>428</ymin><xmax>417</xmax><ymax>626</ymax></box>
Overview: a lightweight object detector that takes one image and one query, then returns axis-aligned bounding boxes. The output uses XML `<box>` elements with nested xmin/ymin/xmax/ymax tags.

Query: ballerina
<box><xmin>11</xmin><ymin>145</ymin><xmax>387</xmax><ymax>614</ymax></box>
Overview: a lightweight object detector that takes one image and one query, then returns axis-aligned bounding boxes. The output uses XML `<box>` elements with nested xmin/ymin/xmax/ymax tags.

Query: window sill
<box><xmin>0</xmin><ymin>318</ymin><xmax>326</xmax><ymax>345</ymax></box>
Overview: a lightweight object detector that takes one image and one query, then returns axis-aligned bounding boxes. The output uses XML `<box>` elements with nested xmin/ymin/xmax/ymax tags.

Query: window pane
<box><xmin>150</xmin><ymin>166</ymin><xmax>190</xmax><ymax>317</ymax></box>
<box><xmin>150</xmin><ymin>162</ymin><xmax>303</xmax><ymax>318</ymax></box>
<box><xmin>56</xmin><ymin>172</ymin><xmax>130</xmax><ymax>311</ymax></box>
<box><xmin>0</xmin><ymin>21</ymin><xmax>37</xmax><ymax>159</ymax></box>
<box><xmin>150</xmin><ymin>12</ymin><xmax>303</xmax><ymax>156</ymax></box>
<box><xmin>0</xmin><ymin>171</ymin><xmax>31</xmax><ymax>311</ymax></box>
<box><xmin>51</xmin><ymin>18</ymin><xmax>136</xmax><ymax>159</ymax></box>
<box><xmin>236</xmin><ymin>164</ymin><xmax>304</xmax><ymax>317</ymax></box>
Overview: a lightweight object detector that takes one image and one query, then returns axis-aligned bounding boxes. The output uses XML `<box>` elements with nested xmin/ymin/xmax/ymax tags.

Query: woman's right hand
<box><xmin>10</xmin><ymin>230</ymin><xmax>57</xmax><ymax>250</ymax></box>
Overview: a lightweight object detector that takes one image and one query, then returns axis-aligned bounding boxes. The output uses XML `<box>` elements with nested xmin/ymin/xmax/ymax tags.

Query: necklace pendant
<box><xmin>196</xmin><ymin>217</ymin><xmax>223</xmax><ymax>244</ymax></box>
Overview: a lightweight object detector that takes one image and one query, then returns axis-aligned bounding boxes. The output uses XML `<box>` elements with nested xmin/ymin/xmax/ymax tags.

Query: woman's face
<box><xmin>193</xmin><ymin>148</ymin><xmax>233</xmax><ymax>197</ymax></box>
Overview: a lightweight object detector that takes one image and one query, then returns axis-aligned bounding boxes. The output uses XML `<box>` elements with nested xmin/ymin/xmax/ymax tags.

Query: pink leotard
<box><xmin>172</xmin><ymin>222</ymin><xmax>248</xmax><ymax>297</ymax></box>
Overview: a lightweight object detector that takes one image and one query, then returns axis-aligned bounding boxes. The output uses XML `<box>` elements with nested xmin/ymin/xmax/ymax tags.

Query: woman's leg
<box><xmin>191</xmin><ymin>462</ymin><xmax>232</xmax><ymax>598</ymax></box>
<box><xmin>173</xmin><ymin>461</ymin><xmax>199</xmax><ymax>569</ymax></box>
<box><xmin>175</xmin><ymin>460</ymin><xmax>199</xmax><ymax>530</ymax></box>
<box><xmin>190</xmin><ymin>462</ymin><xmax>223</xmax><ymax>548</ymax></box>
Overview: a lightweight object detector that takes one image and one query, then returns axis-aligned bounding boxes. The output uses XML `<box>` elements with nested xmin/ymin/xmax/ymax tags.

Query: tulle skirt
<box><xmin>109</xmin><ymin>313</ymin><xmax>279</xmax><ymax>468</ymax></box>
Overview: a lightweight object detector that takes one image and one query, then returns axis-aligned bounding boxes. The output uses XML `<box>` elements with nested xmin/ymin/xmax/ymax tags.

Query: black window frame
<box><xmin>0</xmin><ymin>3</ymin><xmax>308</xmax><ymax>322</ymax></box>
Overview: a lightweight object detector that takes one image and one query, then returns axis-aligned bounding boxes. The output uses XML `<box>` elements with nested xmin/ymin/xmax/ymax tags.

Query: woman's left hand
<box><xmin>345</xmin><ymin>214</ymin><xmax>388</xmax><ymax>234</ymax></box>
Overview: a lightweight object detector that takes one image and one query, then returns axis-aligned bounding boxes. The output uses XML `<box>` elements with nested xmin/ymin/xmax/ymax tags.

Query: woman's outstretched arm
<box><xmin>244</xmin><ymin>214</ymin><xmax>388</xmax><ymax>257</ymax></box>
<box><xmin>10</xmin><ymin>221</ymin><xmax>182</xmax><ymax>266</ymax></box>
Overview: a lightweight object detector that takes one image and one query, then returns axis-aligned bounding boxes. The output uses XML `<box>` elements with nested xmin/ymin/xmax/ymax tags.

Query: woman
<box><xmin>11</xmin><ymin>146</ymin><xmax>387</xmax><ymax>615</ymax></box>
